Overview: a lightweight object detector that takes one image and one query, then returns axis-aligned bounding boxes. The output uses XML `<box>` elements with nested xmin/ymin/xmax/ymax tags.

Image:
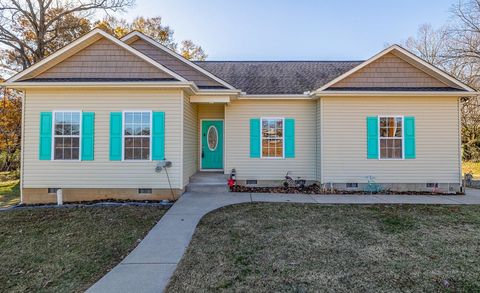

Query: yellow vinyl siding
<box><xmin>321</xmin><ymin>96</ymin><xmax>460</xmax><ymax>184</ymax></box>
<box><xmin>331</xmin><ymin>53</ymin><xmax>449</xmax><ymax>88</ymax></box>
<box><xmin>22</xmin><ymin>88</ymin><xmax>183</xmax><ymax>188</ymax></box>
<box><xmin>182</xmin><ymin>93</ymin><xmax>198</xmax><ymax>186</ymax></box>
<box><xmin>34</xmin><ymin>38</ymin><xmax>172</xmax><ymax>79</ymax></box>
<box><xmin>198</xmin><ymin>104</ymin><xmax>224</xmax><ymax>120</ymax></box>
<box><xmin>225</xmin><ymin>100</ymin><xmax>316</xmax><ymax>180</ymax></box>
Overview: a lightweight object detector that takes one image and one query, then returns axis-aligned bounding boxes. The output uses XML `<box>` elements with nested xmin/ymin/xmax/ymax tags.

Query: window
<box><xmin>207</xmin><ymin>126</ymin><xmax>218</xmax><ymax>151</ymax></box>
<box><xmin>124</xmin><ymin>111</ymin><xmax>151</xmax><ymax>160</ymax></box>
<box><xmin>53</xmin><ymin>111</ymin><xmax>81</xmax><ymax>160</ymax></box>
<box><xmin>261</xmin><ymin>118</ymin><xmax>284</xmax><ymax>158</ymax></box>
<box><xmin>379</xmin><ymin>116</ymin><xmax>403</xmax><ymax>159</ymax></box>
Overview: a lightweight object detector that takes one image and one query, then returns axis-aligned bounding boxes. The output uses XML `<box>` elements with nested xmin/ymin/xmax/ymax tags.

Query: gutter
<box><xmin>312</xmin><ymin>91</ymin><xmax>478</xmax><ymax>97</ymax></box>
<box><xmin>1</xmin><ymin>81</ymin><xmax>196</xmax><ymax>89</ymax></box>
<box><xmin>1</xmin><ymin>81</ymin><xmax>242</xmax><ymax>97</ymax></box>
<box><xmin>238</xmin><ymin>94</ymin><xmax>312</xmax><ymax>100</ymax></box>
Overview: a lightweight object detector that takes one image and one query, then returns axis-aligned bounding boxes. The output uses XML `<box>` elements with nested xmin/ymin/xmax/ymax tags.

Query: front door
<box><xmin>201</xmin><ymin>120</ymin><xmax>223</xmax><ymax>170</ymax></box>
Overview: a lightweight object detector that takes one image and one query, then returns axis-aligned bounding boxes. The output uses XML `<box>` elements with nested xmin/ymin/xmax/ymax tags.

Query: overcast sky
<box><xmin>123</xmin><ymin>0</ymin><xmax>454</xmax><ymax>61</ymax></box>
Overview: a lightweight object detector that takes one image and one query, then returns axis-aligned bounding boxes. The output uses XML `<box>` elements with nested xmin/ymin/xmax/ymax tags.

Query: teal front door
<box><xmin>201</xmin><ymin>120</ymin><xmax>223</xmax><ymax>169</ymax></box>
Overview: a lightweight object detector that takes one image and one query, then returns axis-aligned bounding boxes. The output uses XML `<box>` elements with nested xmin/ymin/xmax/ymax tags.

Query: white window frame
<box><xmin>378</xmin><ymin>115</ymin><xmax>404</xmax><ymax>160</ymax></box>
<box><xmin>122</xmin><ymin>110</ymin><xmax>153</xmax><ymax>162</ymax></box>
<box><xmin>51</xmin><ymin>110</ymin><xmax>82</xmax><ymax>161</ymax></box>
<box><xmin>260</xmin><ymin>117</ymin><xmax>285</xmax><ymax>159</ymax></box>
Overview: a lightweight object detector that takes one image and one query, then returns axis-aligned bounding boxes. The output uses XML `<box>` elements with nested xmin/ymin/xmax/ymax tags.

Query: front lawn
<box><xmin>0</xmin><ymin>171</ymin><xmax>20</xmax><ymax>208</ymax></box>
<box><xmin>0</xmin><ymin>206</ymin><xmax>166</xmax><ymax>292</ymax></box>
<box><xmin>167</xmin><ymin>204</ymin><xmax>480</xmax><ymax>292</ymax></box>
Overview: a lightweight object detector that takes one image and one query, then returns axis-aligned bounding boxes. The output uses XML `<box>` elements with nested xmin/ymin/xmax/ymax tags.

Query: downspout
<box><xmin>20</xmin><ymin>89</ymin><xmax>26</xmax><ymax>204</ymax></box>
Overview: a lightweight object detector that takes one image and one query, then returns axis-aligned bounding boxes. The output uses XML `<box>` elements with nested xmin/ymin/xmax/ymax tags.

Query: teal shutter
<box><xmin>250</xmin><ymin>118</ymin><xmax>260</xmax><ymax>158</ymax></box>
<box><xmin>81</xmin><ymin>112</ymin><xmax>95</xmax><ymax>161</ymax></box>
<box><xmin>404</xmin><ymin>116</ymin><xmax>416</xmax><ymax>159</ymax></box>
<box><xmin>109</xmin><ymin>112</ymin><xmax>122</xmax><ymax>161</ymax></box>
<box><xmin>39</xmin><ymin>112</ymin><xmax>52</xmax><ymax>160</ymax></box>
<box><xmin>152</xmin><ymin>112</ymin><xmax>165</xmax><ymax>160</ymax></box>
<box><xmin>366</xmin><ymin>116</ymin><xmax>379</xmax><ymax>159</ymax></box>
<box><xmin>284</xmin><ymin>118</ymin><xmax>295</xmax><ymax>158</ymax></box>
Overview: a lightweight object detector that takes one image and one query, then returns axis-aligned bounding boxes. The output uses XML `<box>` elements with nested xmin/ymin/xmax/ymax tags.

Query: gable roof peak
<box><xmin>7</xmin><ymin>28</ymin><xmax>188</xmax><ymax>83</ymax></box>
<box><xmin>121</xmin><ymin>31</ymin><xmax>236</xmax><ymax>90</ymax></box>
<box><xmin>314</xmin><ymin>43</ymin><xmax>475</xmax><ymax>93</ymax></box>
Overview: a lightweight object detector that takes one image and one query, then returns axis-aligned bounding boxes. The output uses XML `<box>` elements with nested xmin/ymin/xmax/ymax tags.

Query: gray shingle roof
<box><xmin>194</xmin><ymin>61</ymin><xmax>363</xmax><ymax>94</ymax></box>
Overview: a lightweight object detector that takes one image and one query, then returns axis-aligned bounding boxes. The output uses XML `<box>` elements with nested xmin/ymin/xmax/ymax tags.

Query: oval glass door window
<box><xmin>207</xmin><ymin>126</ymin><xmax>218</xmax><ymax>151</ymax></box>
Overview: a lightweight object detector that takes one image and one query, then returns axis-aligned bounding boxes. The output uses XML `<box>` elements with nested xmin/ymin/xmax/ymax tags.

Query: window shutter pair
<box><xmin>109</xmin><ymin>112</ymin><xmax>165</xmax><ymax>161</ymax></box>
<box><xmin>39</xmin><ymin>112</ymin><xmax>94</xmax><ymax>160</ymax></box>
<box><xmin>249</xmin><ymin>118</ymin><xmax>295</xmax><ymax>158</ymax></box>
<box><xmin>366</xmin><ymin>116</ymin><xmax>416</xmax><ymax>159</ymax></box>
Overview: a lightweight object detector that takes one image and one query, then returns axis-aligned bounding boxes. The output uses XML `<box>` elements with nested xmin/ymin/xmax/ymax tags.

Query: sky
<box><xmin>122</xmin><ymin>0</ymin><xmax>455</xmax><ymax>61</ymax></box>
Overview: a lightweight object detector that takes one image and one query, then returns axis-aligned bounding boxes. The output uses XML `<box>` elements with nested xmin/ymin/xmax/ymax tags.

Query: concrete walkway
<box><xmin>87</xmin><ymin>189</ymin><xmax>480</xmax><ymax>293</ymax></box>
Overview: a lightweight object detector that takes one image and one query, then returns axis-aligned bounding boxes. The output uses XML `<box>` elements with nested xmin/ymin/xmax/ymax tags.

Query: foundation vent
<box><xmin>346</xmin><ymin>183</ymin><xmax>358</xmax><ymax>188</ymax></box>
<box><xmin>426</xmin><ymin>183</ymin><xmax>439</xmax><ymax>188</ymax></box>
<box><xmin>246</xmin><ymin>180</ymin><xmax>257</xmax><ymax>185</ymax></box>
<box><xmin>47</xmin><ymin>188</ymin><xmax>60</xmax><ymax>194</ymax></box>
<box><xmin>138</xmin><ymin>188</ymin><xmax>153</xmax><ymax>194</ymax></box>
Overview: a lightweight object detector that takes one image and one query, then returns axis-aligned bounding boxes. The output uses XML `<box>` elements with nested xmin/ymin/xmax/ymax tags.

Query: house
<box><xmin>3</xmin><ymin>29</ymin><xmax>476</xmax><ymax>204</ymax></box>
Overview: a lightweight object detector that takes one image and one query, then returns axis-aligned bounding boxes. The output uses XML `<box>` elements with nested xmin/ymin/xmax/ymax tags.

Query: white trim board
<box><xmin>7</xmin><ymin>28</ymin><xmax>188</xmax><ymax>83</ymax></box>
<box><xmin>121</xmin><ymin>31</ymin><xmax>236</xmax><ymax>90</ymax></box>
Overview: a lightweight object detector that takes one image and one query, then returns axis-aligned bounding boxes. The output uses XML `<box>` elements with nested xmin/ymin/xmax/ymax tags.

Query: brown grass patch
<box><xmin>167</xmin><ymin>204</ymin><xmax>480</xmax><ymax>292</ymax></box>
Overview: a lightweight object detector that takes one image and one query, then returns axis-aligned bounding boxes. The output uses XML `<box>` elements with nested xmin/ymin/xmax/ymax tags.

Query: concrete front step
<box><xmin>187</xmin><ymin>172</ymin><xmax>229</xmax><ymax>193</ymax></box>
<box><xmin>189</xmin><ymin>172</ymin><xmax>227</xmax><ymax>184</ymax></box>
<box><xmin>186</xmin><ymin>183</ymin><xmax>229</xmax><ymax>193</ymax></box>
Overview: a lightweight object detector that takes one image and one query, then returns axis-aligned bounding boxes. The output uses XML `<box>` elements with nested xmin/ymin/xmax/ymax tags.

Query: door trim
<box><xmin>199</xmin><ymin>119</ymin><xmax>225</xmax><ymax>171</ymax></box>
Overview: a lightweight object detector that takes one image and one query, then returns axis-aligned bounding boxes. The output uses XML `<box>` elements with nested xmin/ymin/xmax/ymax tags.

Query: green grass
<box><xmin>0</xmin><ymin>171</ymin><xmax>20</xmax><ymax>208</ymax></box>
<box><xmin>0</xmin><ymin>206</ymin><xmax>166</xmax><ymax>292</ymax></box>
<box><xmin>167</xmin><ymin>204</ymin><xmax>480</xmax><ymax>292</ymax></box>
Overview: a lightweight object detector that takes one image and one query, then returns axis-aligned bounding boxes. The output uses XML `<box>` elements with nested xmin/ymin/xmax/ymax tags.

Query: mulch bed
<box><xmin>9</xmin><ymin>199</ymin><xmax>175</xmax><ymax>210</ymax></box>
<box><xmin>231</xmin><ymin>183</ymin><xmax>464</xmax><ymax>195</ymax></box>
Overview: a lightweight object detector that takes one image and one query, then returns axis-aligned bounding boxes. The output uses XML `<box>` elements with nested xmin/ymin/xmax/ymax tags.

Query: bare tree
<box><xmin>0</xmin><ymin>0</ymin><xmax>134</xmax><ymax>73</ymax></box>
<box><xmin>405</xmin><ymin>24</ymin><xmax>451</xmax><ymax>66</ymax></box>
<box><xmin>448</xmin><ymin>0</ymin><xmax>480</xmax><ymax>88</ymax></box>
<box><xmin>404</xmin><ymin>0</ymin><xmax>480</xmax><ymax>161</ymax></box>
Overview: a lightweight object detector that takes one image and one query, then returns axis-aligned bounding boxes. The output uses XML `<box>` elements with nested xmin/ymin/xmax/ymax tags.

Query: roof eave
<box><xmin>313</xmin><ymin>90</ymin><xmax>478</xmax><ymax>97</ymax></box>
<box><xmin>1</xmin><ymin>81</ymin><xmax>242</xmax><ymax>97</ymax></box>
<box><xmin>238</xmin><ymin>94</ymin><xmax>312</xmax><ymax>100</ymax></box>
<box><xmin>2</xmin><ymin>81</ymin><xmax>195</xmax><ymax>90</ymax></box>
